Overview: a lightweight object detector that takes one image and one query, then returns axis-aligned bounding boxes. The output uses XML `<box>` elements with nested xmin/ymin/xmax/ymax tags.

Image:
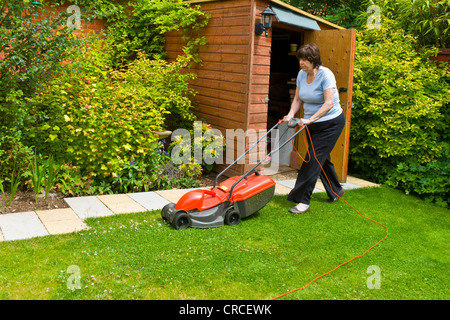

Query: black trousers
<box><xmin>287</xmin><ymin>113</ymin><xmax>345</xmax><ymax>205</ymax></box>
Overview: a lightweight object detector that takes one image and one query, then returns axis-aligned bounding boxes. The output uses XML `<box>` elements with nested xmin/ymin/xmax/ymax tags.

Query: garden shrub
<box><xmin>280</xmin><ymin>0</ymin><xmax>363</xmax><ymax>29</ymax></box>
<box><xmin>26</xmin><ymin>39</ymin><xmax>197</xmax><ymax>181</ymax></box>
<box><xmin>53</xmin><ymin>140</ymin><xmax>201</xmax><ymax>197</ymax></box>
<box><xmin>0</xmin><ymin>0</ymin><xmax>80</xmax><ymax>179</ymax></box>
<box><xmin>110</xmin><ymin>140</ymin><xmax>201</xmax><ymax>194</ymax></box>
<box><xmin>170</xmin><ymin>122</ymin><xmax>226</xmax><ymax>172</ymax></box>
<box><xmin>0</xmin><ymin>135</ymin><xmax>33</xmax><ymax>183</ymax></box>
<box><xmin>1</xmin><ymin>0</ymin><xmax>211</xmax><ymax>196</ymax></box>
<box><xmin>53</xmin><ymin>162</ymin><xmax>96</xmax><ymax>197</ymax></box>
<box><xmin>363</xmin><ymin>0</ymin><xmax>450</xmax><ymax>48</ymax></box>
<box><xmin>95</xmin><ymin>0</ymin><xmax>209</xmax><ymax>67</ymax></box>
<box><xmin>350</xmin><ymin>19</ymin><xmax>450</xmax><ymax>206</ymax></box>
<box><xmin>385</xmin><ymin>153</ymin><xmax>450</xmax><ymax>207</ymax></box>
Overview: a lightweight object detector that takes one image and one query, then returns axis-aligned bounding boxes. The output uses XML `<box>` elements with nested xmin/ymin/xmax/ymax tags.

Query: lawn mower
<box><xmin>161</xmin><ymin>118</ymin><xmax>305</xmax><ymax>229</ymax></box>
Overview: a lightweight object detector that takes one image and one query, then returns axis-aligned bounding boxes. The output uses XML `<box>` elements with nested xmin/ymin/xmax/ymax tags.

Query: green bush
<box><xmin>0</xmin><ymin>0</ymin><xmax>80</xmax><ymax>179</ymax></box>
<box><xmin>350</xmin><ymin>19</ymin><xmax>450</xmax><ymax>206</ymax></box>
<box><xmin>386</xmin><ymin>153</ymin><xmax>450</xmax><ymax>207</ymax></box>
<box><xmin>52</xmin><ymin>141</ymin><xmax>201</xmax><ymax>197</ymax></box>
<box><xmin>1</xmin><ymin>1</ymin><xmax>210</xmax><ymax>197</ymax></box>
<box><xmin>26</xmin><ymin>39</ymin><xmax>197</xmax><ymax>180</ymax></box>
<box><xmin>280</xmin><ymin>0</ymin><xmax>363</xmax><ymax>28</ymax></box>
<box><xmin>111</xmin><ymin>140</ymin><xmax>201</xmax><ymax>194</ymax></box>
<box><xmin>0</xmin><ymin>135</ymin><xmax>33</xmax><ymax>181</ymax></box>
<box><xmin>170</xmin><ymin>122</ymin><xmax>226</xmax><ymax>172</ymax></box>
<box><xmin>100</xmin><ymin>0</ymin><xmax>209</xmax><ymax>67</ymax></box>
<box><xmin>363</xmin><ymin>0</ymin><xmax>450</xmax><ymax>48</ymax></box>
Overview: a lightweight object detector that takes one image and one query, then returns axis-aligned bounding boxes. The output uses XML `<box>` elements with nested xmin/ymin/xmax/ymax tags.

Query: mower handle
<box><xmin>226</xmin><ymin>124</ymin><xmax>306</xmax><ymax>202</ymax></box>
<box><xmin>287</xmin><ymin>118</ymin><xmax>301</xmax><ymax>128</ymax></box>
<box><xmin>213</xmin><ymin>120</ymin><xmax>283</xmax><ymax>188</ymax></box>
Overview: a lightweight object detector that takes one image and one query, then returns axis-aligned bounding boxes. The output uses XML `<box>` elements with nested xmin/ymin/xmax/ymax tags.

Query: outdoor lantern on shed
<box><xmin>255</xmin><ymin>5</ymin><xmax>276</xmax><ymax>37</ymax></box>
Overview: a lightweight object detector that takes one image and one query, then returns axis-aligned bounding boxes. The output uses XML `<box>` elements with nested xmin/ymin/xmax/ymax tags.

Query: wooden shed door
<box><xmin>294</xmin><ymin>29</ymin><xmax>356</xmax><ymax>182</ymax></box>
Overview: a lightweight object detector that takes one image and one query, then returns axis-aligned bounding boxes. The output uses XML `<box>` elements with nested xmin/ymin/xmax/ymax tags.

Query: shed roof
<box><xmin>271</xmin><ymin>2</ymin><xmax>320</xmax><ymax>30</ymax></box>
<box><xmin>184</xmin><ymin>0</ymin><xmax>344</xmax><ymax>30</ymax></box>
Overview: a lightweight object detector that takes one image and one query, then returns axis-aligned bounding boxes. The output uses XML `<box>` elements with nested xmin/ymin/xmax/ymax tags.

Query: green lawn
<box><xmin>0</xmin><ymin>186</ymin><xmax>448</xmax><ymax>300</ymax></box>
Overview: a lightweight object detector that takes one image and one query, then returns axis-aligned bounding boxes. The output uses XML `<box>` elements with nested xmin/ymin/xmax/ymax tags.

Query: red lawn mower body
<box><xmin>161</xmin><ymin>119</ymin><xmax>304</xmax><ymax>229</ymax></box>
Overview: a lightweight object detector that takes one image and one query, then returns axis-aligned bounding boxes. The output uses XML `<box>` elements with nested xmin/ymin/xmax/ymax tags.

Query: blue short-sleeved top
<box><xmin>296</xmin><ymin>66</ymin><xmax>342</xmax><ymax>122</ymax></box>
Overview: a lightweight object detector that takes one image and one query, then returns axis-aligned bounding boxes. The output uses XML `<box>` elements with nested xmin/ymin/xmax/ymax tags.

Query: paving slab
<box><xmin>275</xmin><ymin>183</ymin><xmax>292</xmax><ymax>195</ymax></box>
<box><xmin>341</xmin><ymin>182</ymin><xmax>362</xmax><ymax>191</ymax></box>
<box><xmin>347</xmin><ymin>176</ymin><xmax>380</xmax><ymax>188</ymax></box>
<box><xmin>275</xmin><ymin>179</ymin><xmax>296</xmax><ymax>189</ymax></box>
<box><xmin>127</xmin><ymin>192</ymin><xmax>171</xmax><ymax>211</ymax></box>
<box><xmin>65</xmin><ymin>196</ymin><xmax>113</xmax><ymax>219</ymax></box>
<box><xmin>315</xmin><ymin>179</ymin><xmax>326</xmax><ymax>191</ymax></box>
<box><xmin>36</xmin><ymin>208</ymin><xmax>89</xmax><ymax>235</ymax></box>
<box><xmin>0</xmin><ymin>212</ymin><xmax>49</xmax><ymax>241</ymax></box>
<box><xmin>260</xmin><ymin>165</ymin><xmax>282</xmax><ymax>176</ymax></box>
<box><xmin>316</xmin><ymin>179</ymin><xmax>362</xmax><ymax>192</ymax></box>
<box><xmin>275</xmin><ymin>179</ymin><xmax>322</xmax><ymax>193</ymax></box>
<box><xmin>97</xmin><ymin>194</ymin><xmax>147</xmax><ymax>214</ymax></box>
<box><xmin>0</xmin><ymin>229</ymin><xmax>4</xmax><ymax>242</ymax></box>
<box><xmin>155</xmin><ymin>187</ymin><xmax>209</xmax><ymax>204</ymax></box>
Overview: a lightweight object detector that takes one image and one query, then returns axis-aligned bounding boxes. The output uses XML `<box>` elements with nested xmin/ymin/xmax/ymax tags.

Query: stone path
<box><xmin>0</xmin><ymin>176</ymin><xmax>378</xmax><ymax>242</ymax></box>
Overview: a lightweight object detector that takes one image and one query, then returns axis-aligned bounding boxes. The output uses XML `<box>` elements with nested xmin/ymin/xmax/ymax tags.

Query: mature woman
<box><xmin>283</xmin><ymin>43</ymin><xmax>345</xmax><ymax>214</ymax></box>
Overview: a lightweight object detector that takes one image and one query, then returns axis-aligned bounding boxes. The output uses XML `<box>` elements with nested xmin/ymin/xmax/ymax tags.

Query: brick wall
<box><xmin>1</xmin><ymin>4</ymin><xmax>107</xmax><ymax>61</ymax></box>
<box><xmin>35</xmin><ymin>3</ymin><xmax>108</xmax><ymax>37</ymax></box>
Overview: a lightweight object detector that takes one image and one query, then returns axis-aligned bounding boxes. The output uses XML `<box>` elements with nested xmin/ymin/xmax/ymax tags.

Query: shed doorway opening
<box><xmin>267</xmin><ymin>27</ymin><xmax>303</xmax><ymax>168</ymax></box>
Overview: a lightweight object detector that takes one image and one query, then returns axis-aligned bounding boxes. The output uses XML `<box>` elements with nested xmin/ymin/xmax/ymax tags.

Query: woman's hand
<box><xmin>299</xmin><ymin>118</ymin><xmax>313</xmax><ymax>126</ymax></box>
<box><xmin>283</xmin><ymin>114</ymin><xmax>293</xmax><ymax>123</ymax></box>
<box><xmin>283</xmin><ymin>116</ymin><xmax>312</xmax><ymax>127</ymax></box>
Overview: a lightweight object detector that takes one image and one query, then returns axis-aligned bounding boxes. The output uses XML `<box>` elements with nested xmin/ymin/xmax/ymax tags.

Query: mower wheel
<box><xmin>172</xmin><ymin>211</ymin><xmax>191</xmax><ymax>230</ymax></box>
<box><xmin>225</xmin><ymin>209</ymin><xmax>240</xmax><ymax>226</ymax></box>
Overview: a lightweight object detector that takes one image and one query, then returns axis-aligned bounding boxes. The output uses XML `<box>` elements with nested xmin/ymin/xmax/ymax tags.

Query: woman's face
<box><xmin>299</xmin><ymin>58</ymin><xmax>314</xmax><ymax>72</ymax></box>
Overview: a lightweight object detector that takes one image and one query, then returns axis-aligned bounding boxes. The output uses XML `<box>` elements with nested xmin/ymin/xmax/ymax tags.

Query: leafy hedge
<box><xmin>365</xmin><ymin>0</ymin><xmax>450</xmax><ymax>48</ymax></box>
<box><xmin>26</xmin><ymin>39</ymin><xmax>197</xmax><ymax>180</ymax></box>
<box><xmin>0</xmin><ymin>0</ymin><xmax>212</xmax><ymax>199</ymax></box>
<box><xmin>385</xmin><ymin>155</ymin><xmax>449</xmax><ymax>207</ymax></box>
<box><xmin>350</xmin><ymin>19</ymin><xmax>450</xmax><ymax>206</ymax></box>
<box><xmin>0</xmin><ymin>1</ymin><xmax>80</xmax><ymax>178</ymax></box>
<box><xmin>74</xmin><ymin>0</ymin><xmax>210</xmax><ymax>67</ymax></box>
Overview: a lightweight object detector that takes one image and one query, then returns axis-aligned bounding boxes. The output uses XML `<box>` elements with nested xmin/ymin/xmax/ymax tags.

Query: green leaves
<box><xmin>280</xmin><ymin>0</ymin><xmax>363</xmax><ymax>28</ymax></box>
<box><xmin>385</xmin><ymin>155</ymin><xmax>450</xmax><ymax>207</ymax></box>
<box><xmin>26</xmin><ymin>39</ymin><xmax>198</xmax><ymax>181</ymax></box>
<box><xmin>0</xmin><ymin>0</ymin><xmax>81</xmax><ymax>179</ymax></box>
<box><xmin>362</xmin><ymin>0</ymin><xmax>450</xmax><ymax>48</ymax></box>
<box><xmin>103</xmin><ymin>0</ymin><xmax>209</xmax><ymax>67</ymax></box>
<box><xmin>29</xmin><ymin>149</ymin><xmax>45</xmax><ymax>202</ymax></box>
<box><xmin>350</xmin><ymin>18</ymin><xmax>450</xmax><ymax>206</ymax></box>
<box><xmin>1</xmin><ymin>0</ymin><xmax>208</xmax><ymax>196</ymax></box>
<box><xmin>28</xmin><ymin>150</ymin><xmax>59</xmax><ymax>202</ymax></box>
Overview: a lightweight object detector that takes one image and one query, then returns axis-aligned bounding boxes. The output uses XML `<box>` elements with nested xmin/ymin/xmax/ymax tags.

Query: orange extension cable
<box><xmin>271</xmin><ymin>125</ymin><xmax>389</xmax><ymax>300</ymax></box>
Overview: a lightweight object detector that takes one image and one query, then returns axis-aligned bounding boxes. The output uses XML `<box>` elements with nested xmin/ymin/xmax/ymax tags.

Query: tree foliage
<box><xmin>362</xmin><ymin>0</ymin><xmax>450</xmax><ymax>48</ymax></box>
<box><xmin>0</xmin><ymin>0</ymin><xmax>209</xmax><ymax>189</ymax></box>
<box><xmin>280</xmin><ymin>0</ymin><xmax>364</xmax><ymax>28</ymax></box>
<box><xmin>25</xmin><ymin>39</ymin><xmax>197</xmax><ymax>179</ymax></box>
<box><xmin>350</xmin><ymin>19</ymin><xmax>449</xmax><ymax>206</ymax></box>
<box><xmin>0</xmin><ymin>0</ymin><xmax>81</xmax><ymax>178</ymax></box>
<box><xmin>69</xmin><ymin>0</ymin><xmax>210</xmax><ymax>68</ymax></box>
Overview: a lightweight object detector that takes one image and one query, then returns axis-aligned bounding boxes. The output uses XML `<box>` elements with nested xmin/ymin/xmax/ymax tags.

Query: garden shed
<box><xmin>165</xmin><ymin>0</ymin><xmax>356</xmax><ymax>180</ymax></box>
